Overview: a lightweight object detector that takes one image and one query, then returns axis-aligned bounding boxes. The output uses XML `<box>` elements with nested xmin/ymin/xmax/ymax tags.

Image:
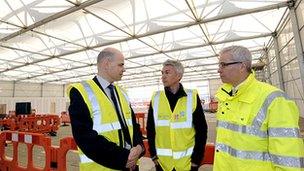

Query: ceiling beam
<box><xmin>0</xmin><ymin>0</ymin><xmax>103</xmax><ymax>42</ymax></box>
<box><xmin>0</xmin><ymin>2</ymin><xmax>286</xmax><ymax>75</ymax></box>
<box><xmin>12</xmin><ymin>32</ymin><xmax>269</xmax><ymax>82</ymax></box>
<box><xmin>122</xmin><ymin>75</ymin><xmax>220</xmax><ymax>89</ymax></box>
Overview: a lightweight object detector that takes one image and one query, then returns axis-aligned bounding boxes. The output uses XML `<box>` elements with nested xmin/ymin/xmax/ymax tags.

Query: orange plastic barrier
<box><xmin>0</xmin><ymin>131</ymin><xmax>52</xmax><ymax>171</ymax></box>
<box><xmin>0</xmin><ymin>131</ymin><xmax>77</xmax><ymax>171</ymax></box>
<box><xmin>0</xmin><ymin>115</ymin><xmax>18</xmax><ymax>131</ymax></box>
<box><xmin>60</xmin><ymin>112</ymin><xmax>70</xmax><ymax>126</ymax></box>
<box><xmin>143</xmin><ymin>140</ymin><xmax>150</xmax><ymax>157</ymax></box>
<box><xmin>0</xmin><ymin>114</ymin><xmax>60</xmax><ymax>135</ymax></box>
<box><xmin>209</xmin><ymin>101</ymin><xmax>218</xmax><ymax>113</ymax></box>
<box><xmin>143</xmin><ymin>139</ymin><xmax>215</xmax><ymax>165</ymax></box>
<box><xmin>201</xmin><ymin>143</ymin><xmax>215</xmax><ymax>165</ymax></box>
<box><xmin>135</xmin><ymin>113</ymin><xmax>147</xmax><ymax>136</ymax></box>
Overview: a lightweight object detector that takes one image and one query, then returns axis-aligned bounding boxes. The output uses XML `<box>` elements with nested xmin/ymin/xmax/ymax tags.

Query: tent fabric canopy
<box><xmin>0</xmin><ymin>0</ymin><xmax>289</xmax><ymax>88</ymax></box>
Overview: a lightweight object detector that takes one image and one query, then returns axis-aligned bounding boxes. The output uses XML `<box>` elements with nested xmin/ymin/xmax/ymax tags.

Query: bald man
<box><xmin>68</xmin><ymin>47</ymin><xmax>144</xmax><ymax>171</ymax></box>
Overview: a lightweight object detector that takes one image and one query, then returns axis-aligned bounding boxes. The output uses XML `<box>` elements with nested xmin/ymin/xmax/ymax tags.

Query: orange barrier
<box><xmin>143</xmin><ymin>139</ymin><xmax>215</xmax><ymax>165</ymax></box>
<box><xmin>0</xmin><ymin>130</ymin><xmax>214</xmax><ymax>170</ymax></box>
<box><xmin>201</xmin><ymin>143</ymin><xmax>215</xmax><ymax>165</ymax></box>
<box><xmin>0</xmin><ymin>131</ymin><xmax>52</xmax><ymax>171</ymax></box>
<box><xmin>60</xmin><ymin>112</ymin><xmax>70</xmax><ymax>126</ymax></box>
<box><xmin>209</xmin><ymin>101</ymin><xmax>218</xmax><ymax>113</ymax></box>
<box><xmin>0</xmin><ymin>114</ymin><xmax>18</xmax><ymax>131</ymax></box>
<box><xmin>143</xmin><ymin>140</ymin><xmax>150</xmax><ymax>157</ymax></box>
<box><xmin>0</xmin><ymin>131</ymin><xmax>77</xmax><ymax>171</ymax></box>
<box><xmin>135</xmin><ymin>113</ymin><xmax>147</xmax><ymax>136</ymax></box>
<box><xmin>0</xmin><ymin>114</ymin><xmax>60</xmax><ymax>135</ymax></box>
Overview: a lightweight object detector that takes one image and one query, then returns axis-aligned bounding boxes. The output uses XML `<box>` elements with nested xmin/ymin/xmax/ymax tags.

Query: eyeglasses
<box><xmin>218</xmin><ymin>61</ymin><xmax>242</xmax><ymax>68</ymax></box>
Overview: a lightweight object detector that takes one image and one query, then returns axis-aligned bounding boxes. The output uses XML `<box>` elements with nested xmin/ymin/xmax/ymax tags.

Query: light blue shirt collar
<box><xmin>96</xmin><ymin>75</ymin><xmax>111</xmax><ymax>90</ymax></box>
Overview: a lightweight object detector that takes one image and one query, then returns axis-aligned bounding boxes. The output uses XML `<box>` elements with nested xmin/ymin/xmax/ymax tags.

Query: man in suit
<box><xmin>68</xmin><ymin>47</ymin><xmax>144</xmax><ymax>170</ymax></box>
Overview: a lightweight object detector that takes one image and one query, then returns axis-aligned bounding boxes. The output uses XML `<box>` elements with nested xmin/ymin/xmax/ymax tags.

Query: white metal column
<box><xmin>273</xmin><ymin>33</ymin><xmax>285</xmax><ymax>91</ymax></box>
<box><xmin>289</xmin><ymin>5</ymin><xmax>304</xmax><ymax>94</ymax></box>
<box><xmin>264</xmin><ymin>48</ymin><xmax>272</xmax><ymax>84</ymax></box>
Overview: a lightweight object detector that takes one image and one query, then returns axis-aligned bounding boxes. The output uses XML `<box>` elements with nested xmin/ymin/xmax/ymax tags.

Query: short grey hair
<box><xmin>163</xmin><ymin>59</ymin><xmax>184</xmax><ymax>77</ymax></box>
<box><xmin>97</xmin><ymin>49</ymin><xmax>116</xmax><ymax>63</ymax></box>
<box><xmin>219</xmin><ymin>45</ymin><xmax>252</xmax><ymax>72</ymax></box>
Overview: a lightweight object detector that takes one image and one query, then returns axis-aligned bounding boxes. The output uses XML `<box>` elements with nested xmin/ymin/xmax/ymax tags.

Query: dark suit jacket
<box><xmin>68</xmin><ymin>76</ymin><xmax>143</xmax><ymax>170</ymax></box>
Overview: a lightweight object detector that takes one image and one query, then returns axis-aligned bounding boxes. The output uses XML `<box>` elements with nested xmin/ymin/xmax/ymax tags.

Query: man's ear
<box><xmin>103</xmin><ymin>58</ymin><xmax>110</xmax><ymax>69</ymax></box>
<box><xmin>240</xmin><ymin>63</ymin><xmax>247</xmax><ymax>73</ymax></box>
<box><xmin>178</xmin><ymin>74</ymin><xmax>182</xmax><ymax>81</ymax></box>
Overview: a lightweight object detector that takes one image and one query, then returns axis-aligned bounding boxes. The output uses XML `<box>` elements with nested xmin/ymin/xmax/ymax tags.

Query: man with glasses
<box><xmin>213</xmin><ymin>45</ymin><xmax>304</xmax><ymax>171</ymax></box>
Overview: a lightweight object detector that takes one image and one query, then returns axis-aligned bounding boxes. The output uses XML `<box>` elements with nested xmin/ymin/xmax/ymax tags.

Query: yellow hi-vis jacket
<box><xmin>151</xmin><ymin>89</ymin><xmax>198</xmax><ymax>171</ymax></box>
<box><xmin>68</xmin><ymin>80</ymin><xmax>134</xmax><ymax>171</ymax></box>
<box><xmin>214</xmin><ymin>73</ymin><xmax>304</xmax><ymax>171</ymax></box>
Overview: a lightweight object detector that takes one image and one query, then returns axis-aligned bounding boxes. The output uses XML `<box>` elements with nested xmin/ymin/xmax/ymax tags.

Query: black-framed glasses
<box><xmin>218</xmin><ymin>61</ymin><xmax>242</xmax><ymax>68</ymax></box>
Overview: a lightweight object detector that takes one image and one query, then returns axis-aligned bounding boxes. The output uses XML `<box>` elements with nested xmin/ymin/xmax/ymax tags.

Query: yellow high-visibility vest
<box><xmin>151</xmin><ymin>89</ymin><xmax>197</xmax><ymax>171</ymax></box>
<box><xmin>214</xmin><ymin>73</ymin><xmax>304</xmax><ymax>171</ymax></box>
<box><xmin>68</xmin><ymin>80</ymin><xmax>134</xmax><ymax>171</ymax></box>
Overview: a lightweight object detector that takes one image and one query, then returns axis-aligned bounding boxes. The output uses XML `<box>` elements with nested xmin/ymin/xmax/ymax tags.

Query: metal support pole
<box><xmin>41</xmin><ymin>83</ymin><xmax>43</xmax><ymax>97</ymax></box>
<box><xmin>63</xmin><ymin>84</ymin><xmax>66</xmax><ymax>97</ymax></box>
<box><xmin>289</xmin><ymin>5</ymin><xmax>304</xmax><ymax>95</ymax></box>
<box><xmin>13</xmin><ymin>81</ymin><xmax>15</xmax><ymax>97</ymax></box>
<box><xmin>264</xmin><ymin>48</ymin><xmax>272</xmax><ymax>84</ymax></box>
<box><xmin>273</xmin><ymin>33</ymin><xmax>285</xmax><ymax>91</ymax></box>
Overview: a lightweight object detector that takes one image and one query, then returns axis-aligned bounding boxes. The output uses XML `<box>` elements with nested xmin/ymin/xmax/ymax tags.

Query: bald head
<box><xmin>97</xmin><ymin>47</ymin><xmax>125</xmax><ymax>83</ymax></box>
<box><xmin>97</xmin><ymin>47</ymin><xmax>122</xmax><ymax>64</ymax></box>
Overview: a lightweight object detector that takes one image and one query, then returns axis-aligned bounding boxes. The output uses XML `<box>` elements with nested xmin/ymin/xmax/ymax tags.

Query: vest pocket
<box><xmin>217</xmin><ymin>100</ymin><xmax>252</xmax><ymax>126</ymax></box>
<box><xmin>231</xmin><ymin>101</ymin><xmax>253</xmax><ymax>125</ymax></box>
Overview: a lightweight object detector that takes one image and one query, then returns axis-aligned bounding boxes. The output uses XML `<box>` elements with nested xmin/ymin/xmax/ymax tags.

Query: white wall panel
<box><xmin>285</xmin><ymin>79</ymin><xmax>304</xmax><ymax>100</ymax></box>
<box><xmin>0</xmin><ymin>81</ymin><xmax>14</xmax><ymax>97</ymax></box>
<box><xmin>278</xmin><ymin>18</ymin><xmax>293</xmax><ymax>51</ymax></box>
<box><xmin>0</xmin><ymin>81</ymin><xmax>68</xmax><ymax>115</ymax></box>
<box><xmin>14</xmin><ymin>83</ymin><xmax>42</xmax><ymax>97</ymax></box>
<box><xmin>42</xmin><ymin>84</ymin><xmax>65</xmax><ymax>97</ymax></box>
<box><xmin>0</xmin><ymin>97</ymin><xmax>67</xmax><ymax>115</ymax></box>
<box><xmin>279</xmin><ymin>40</ymin><xmax>297</xmax><ymax>66</ymax></box>
<box><xmin>0</xmin><ymin>81</ymin><xmax>67</xmax><ymax>97</ymax></box>
<box><xmin>270</xmin><ymin>71</ymin><xmax>280</xmax><ymax>88</ymax></box>
<box><xmin>282</xmin><ymin>60</ymin><xmax>301</xmax><ymax>81</ymax></box>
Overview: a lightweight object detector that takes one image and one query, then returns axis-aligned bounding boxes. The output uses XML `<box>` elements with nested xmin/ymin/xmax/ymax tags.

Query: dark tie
<box><xmin>108</xmin><ymin>84</ymin><xmax>132</xmax><ymax>147</ymax></box>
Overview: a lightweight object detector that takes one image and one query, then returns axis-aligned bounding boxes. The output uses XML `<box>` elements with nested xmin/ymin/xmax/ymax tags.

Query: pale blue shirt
<box><xmin>96</xmin><ymin>75</ymin><xmax>112</xmax><ymax>99</ymax></box>
<box><xmin>96</xmin><ymin>75</ymin><xmax>129</xmax><ymax>148</ymax></box>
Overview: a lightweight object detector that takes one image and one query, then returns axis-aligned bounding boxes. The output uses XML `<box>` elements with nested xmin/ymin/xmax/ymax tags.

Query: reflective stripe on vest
<box><xmin>251</xmin><ymin>91</ymin><xmax>290</xmax><ymax>128</ymax></box>
<box><xmin>153</xmin><ymin>90</ymin><xmax>193</xmax><ymax>128</ymax></box>
<box><xmin>79</xmin><ymin>154</ymin><xmax>94</xmax><ymax>163</ymax></box>
<box><xmin>126</xmin><ymin>118</ymin><xmax>133</xmax><ymax>126</ymax></box>
<box><xmin>153</xmin><ymin>91</ymin><xmax>160</xmax><ymax>125</ymax></box>
<box><xmin>156</xmin><ymin>147</ymin><xmax>194</xmax><ymax>159</ymax></box>
<box><xmin>82</xmin><ymin>81</ymin><xmax>121</xmax><ymax>133</ymax></box>
<box><xmin>216</xmin><ymin>143</ymin><xmax>304</xmax><ymax>168</ymax></box>
<box><xmin>268</xmin><ymin>127</ymin><xmax>300</xmax><ymax>137</ymax></box>
<box><xmin>115</xmin><ymin>85</ymin><xmax>133</xmax><ymax>127</ymax></box>
<box><xmin>217</xmin><ymin>90</ymin><xmax>300</xmax><ymax>138</ymax></box>
<box><xmin>120</xmin><ymin>90</ymin><xmax>130</xmax><ymax>105</ymax></box>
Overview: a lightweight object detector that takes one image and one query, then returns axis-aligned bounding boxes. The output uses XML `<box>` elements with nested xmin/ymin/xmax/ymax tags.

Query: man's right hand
<box><xmin>125</xmin><ymin>145</ymin><xmax>143</xmax><ymax>169</ymax></box>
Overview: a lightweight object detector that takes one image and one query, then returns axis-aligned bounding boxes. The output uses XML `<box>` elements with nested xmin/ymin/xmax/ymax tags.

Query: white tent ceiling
<box><xmin>0</xmin><ymin>0</ymin><xmax>291</xmax><ymax>88</ymax></box>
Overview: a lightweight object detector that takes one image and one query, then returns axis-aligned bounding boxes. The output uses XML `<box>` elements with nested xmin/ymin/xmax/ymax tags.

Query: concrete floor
<box><xmin>2</xmin><ymin>113</ymin><xmax>303</xmax><ymax>171</ymax></box>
